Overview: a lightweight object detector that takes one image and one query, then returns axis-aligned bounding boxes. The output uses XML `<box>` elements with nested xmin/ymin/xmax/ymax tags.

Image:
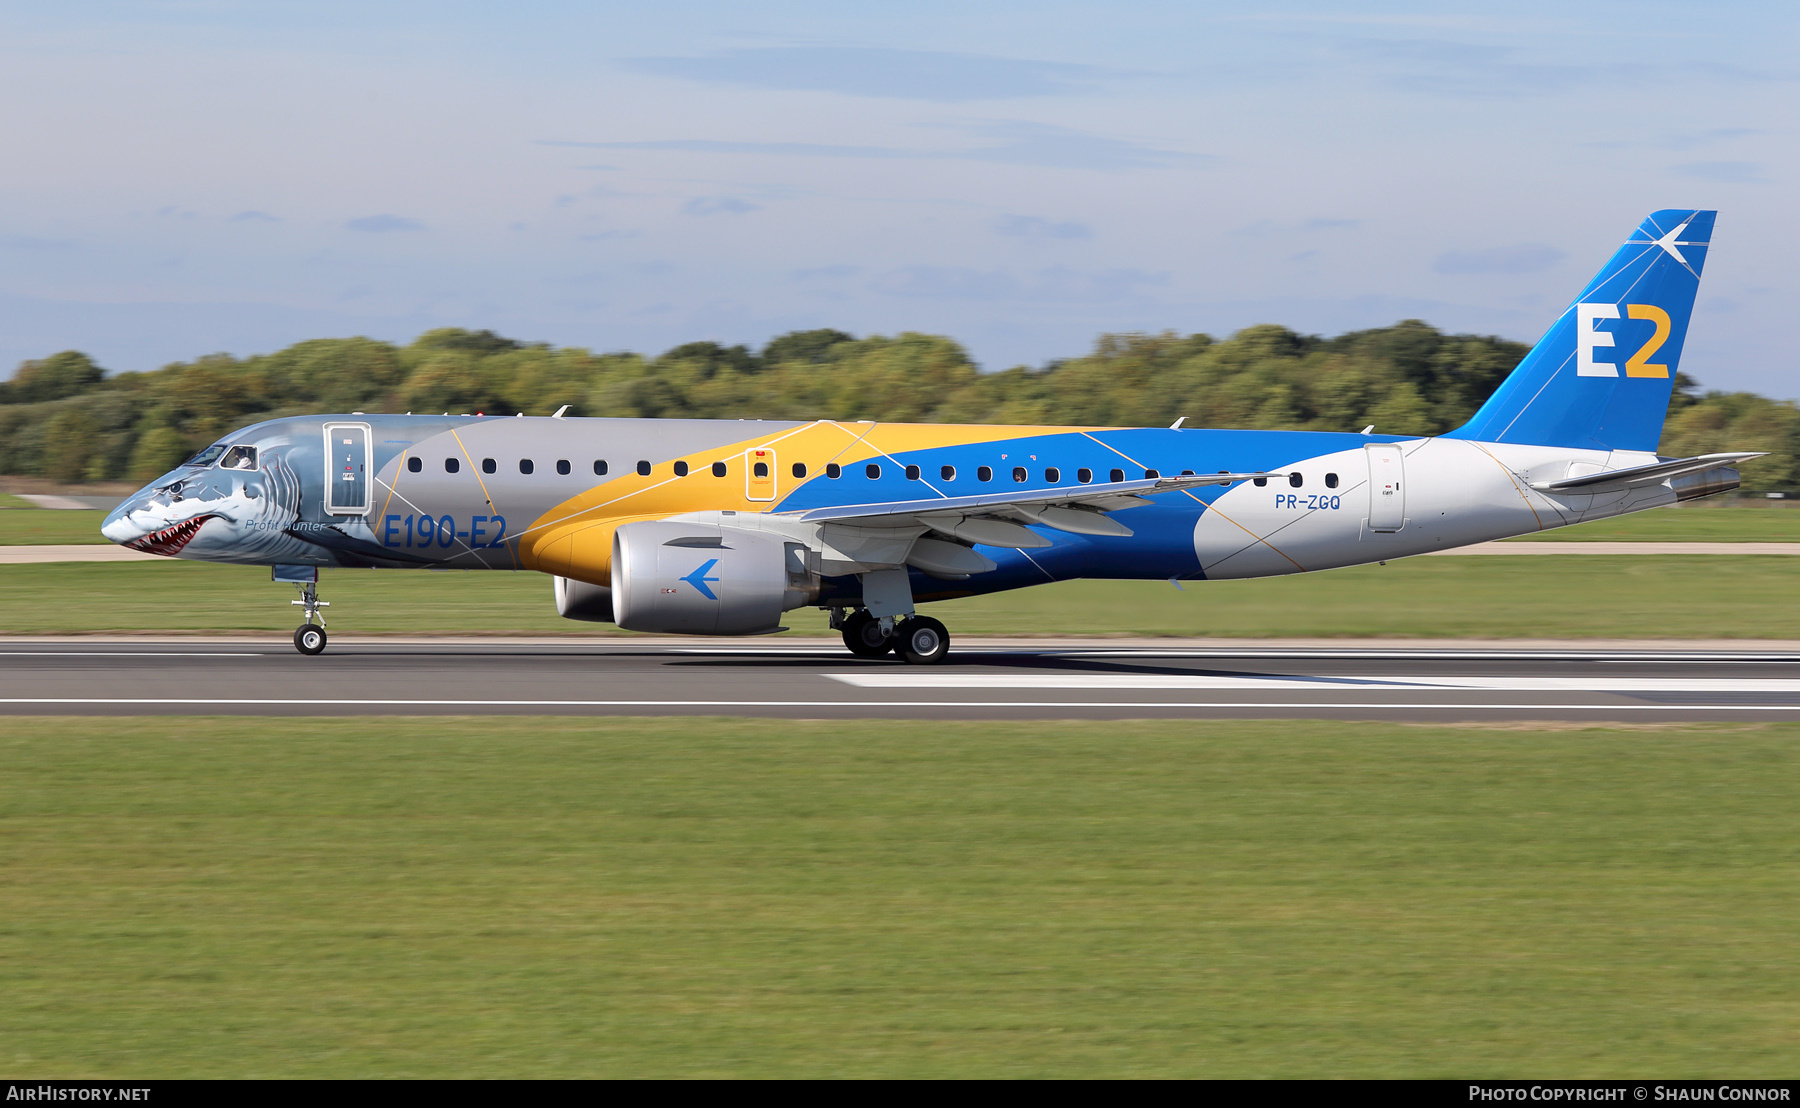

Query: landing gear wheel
<box><xmin>294</xmin><ymin>625</ymin><xmax>328</xmax><ymax>656</ymax></box>
<box><xmin>841</xmin><ymin>610</ymin><xmax>894</xmax><ymax>659</ymax></box>
<box><xmin>896</xmin><ymin>616</ymin><xmax>950</xmax><ymax>665</ymax></box>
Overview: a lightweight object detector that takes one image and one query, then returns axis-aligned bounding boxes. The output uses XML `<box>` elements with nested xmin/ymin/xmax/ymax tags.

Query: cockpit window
<box><xmin>219</xmin><ymin>445</ymin><xmax>258</xmax><ymax>471</ymax></box>
<box><xmin>182</xmin><ymin>445</ymin><xmax>228</xmax><ymax>467</ymax></box>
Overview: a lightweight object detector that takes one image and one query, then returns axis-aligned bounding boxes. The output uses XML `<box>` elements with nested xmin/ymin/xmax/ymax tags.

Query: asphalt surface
<box><xmin>5</xmin><ymin>637</ymin><xmax>1800</xmax><ymax>720</ymax></box>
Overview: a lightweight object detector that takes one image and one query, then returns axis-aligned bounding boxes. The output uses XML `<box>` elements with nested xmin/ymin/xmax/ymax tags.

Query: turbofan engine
<box><xmin>611</xmin><ymin>520</ymin><xmax>820</xmax><ymax>634</ymax></box>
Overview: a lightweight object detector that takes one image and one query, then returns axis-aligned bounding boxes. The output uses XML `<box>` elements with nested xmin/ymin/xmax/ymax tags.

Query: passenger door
<box><xmin>1365</xmin><ymin>443</ymin><xmax>1404</xmax><ymax>532</ymax></box>
<box><xmin>324</xmin><ymin>422</ymin><xmax>371</xmax><ymax>514</ymax></box>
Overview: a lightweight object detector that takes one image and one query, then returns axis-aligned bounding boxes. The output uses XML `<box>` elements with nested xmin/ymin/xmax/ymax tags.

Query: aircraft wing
<box><xmin>781</xmin><ymin>472</ymin><xmax>1273</xmax><ymax>545</ymax></box>
<box><xmin>1528</xmin><ymin>452</ymin><xmax>1765</xmax><ymax>494</ymax></box>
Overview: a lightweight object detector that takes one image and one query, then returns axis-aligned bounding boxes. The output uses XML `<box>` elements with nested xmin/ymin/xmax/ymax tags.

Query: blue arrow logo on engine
<box><xmin>681</xmin><ymin>558</ymin><xmax>721</xmax><ymax>600</ymax></box>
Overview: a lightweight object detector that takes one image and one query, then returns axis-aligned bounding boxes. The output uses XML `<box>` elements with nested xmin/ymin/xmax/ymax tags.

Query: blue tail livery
<box><xmin>1448</xmin><ymin>209</ymin><xmax>1714</xmax><ymax>453</ymax></box>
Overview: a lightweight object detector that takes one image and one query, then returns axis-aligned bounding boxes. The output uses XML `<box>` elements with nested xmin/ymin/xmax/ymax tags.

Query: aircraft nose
<box><xmin>100</xmin><ymin>497</ymin><xmax>151</xmax><ymax>544</ymax></box>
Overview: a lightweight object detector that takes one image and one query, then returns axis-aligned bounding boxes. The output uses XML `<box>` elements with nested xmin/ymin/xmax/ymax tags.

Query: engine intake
<box><xmin>611</xmin><ymin>520</ymin><xmax>819</xmax><ymax>634</ymax></box>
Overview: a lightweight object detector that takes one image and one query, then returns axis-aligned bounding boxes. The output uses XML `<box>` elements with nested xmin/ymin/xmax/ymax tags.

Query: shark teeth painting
<box><xmin>102</xmin><ymin>453</ymin><xmax>322</xmax><ymax>564</ymax></box>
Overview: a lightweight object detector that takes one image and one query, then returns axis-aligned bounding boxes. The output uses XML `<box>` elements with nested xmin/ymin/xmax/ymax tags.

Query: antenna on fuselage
<box><xmin>1360</xmin><ymin>425</ymin><xmax>1375</xmax><ymax>435</ymax></box>
<box><xmin>1169</xmin><ymin>416</ymin><xmax>1186</xmax><ymax>429</ymax></box>
<box><xmin>552</xmin><ymin>405</ymin><xmax>570</xmax><ymax>418</ymax></box>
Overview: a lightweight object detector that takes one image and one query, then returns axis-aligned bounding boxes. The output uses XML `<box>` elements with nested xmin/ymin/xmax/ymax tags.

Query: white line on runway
<box><xmin>0</xmin><ymin>652</ymin><xmax>264</xmax><ymax>658</ymax></box>
<box><xmin>2</xmin><ymin>697</ymin><xmax>1800</xmax><ymax>711</ymax></box>
<box><xmin>829</xmin><ymin>673</ymin><xmax>1800</xmax><ymax>694</ymax></box>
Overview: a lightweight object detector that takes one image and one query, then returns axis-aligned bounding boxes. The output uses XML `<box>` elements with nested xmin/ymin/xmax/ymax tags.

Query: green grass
<box><xmin>0</xmin><ymin>492</ymin><xmax>38</xmax><ymax>509</ymax></box>
<box><xmin>1509</xmin><ymin>501</ymin><xmax>1800</xmax><ymax>541</ymax></box>
<box><xmin>0</xmin><ymin>508</ymin><xmax>108</xmax><ymax>544</ymax></box>
<box><xmin>3</xmin><ymin>715</ymin><xmax>1797</xmax><ymax>1077</ymax></box>
<box><xmin>5</xmin><ymin>556</ymin><xmax>1800</xmax><ymax>638</ymax></box>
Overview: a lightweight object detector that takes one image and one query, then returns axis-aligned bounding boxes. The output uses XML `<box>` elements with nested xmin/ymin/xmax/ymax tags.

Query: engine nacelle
<box><xmin>553</xmin><ymin>575</ymin><xmax>614</xmax><ymax>623</ymax></box>
<box><xmin>611</xmin><ymin>520</ymin><xmax>820</xmax><ymax>635</ymax></box>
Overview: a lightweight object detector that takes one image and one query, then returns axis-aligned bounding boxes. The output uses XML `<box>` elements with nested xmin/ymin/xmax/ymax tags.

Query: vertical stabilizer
<box><xmin>1446</xmin><ymin>210</ymin><xmax>1714</xmax><ymax>453</ymax></box>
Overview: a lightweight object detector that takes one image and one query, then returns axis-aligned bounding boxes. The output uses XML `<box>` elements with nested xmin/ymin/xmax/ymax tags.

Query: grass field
<box><xmin>1505</xmin><ymin>500</ymin><xmax>1800</xmax><ymax>541</ymax></box>
<box><xmin>2</xmin><ymin>501</ymin><xmax>1797</xmax><ymax>547</ymax></box>
<box><xmin>4</xmin><ymin>555</ymin><xmax>1800</xmax><ymax>638</ymax></box>
<box><xmin>0</xmin><ymin>508</ymin><xmax>107</xmax><ymax>544</ymax></box>
<box><xmin>3</xmin><ymin>715</ymin><xmax>1795</xmax><ymax>1077</ymax></box>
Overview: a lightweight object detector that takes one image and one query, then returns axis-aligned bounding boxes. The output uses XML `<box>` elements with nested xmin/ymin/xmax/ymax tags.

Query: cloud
<box><xmin>681</xmin><ymin>197</ymin><xmax>760</xmax><ymax>216</ymax></box>
<box><xmin>1433</xmin><ymin>243</ymin><xmax>1566</xmax><ymax>275</ymax></box>
<box><xmin>1672</xmin><ymin>160</ymin><xmax>1768</xmax><ymax>183</ymax></box>
<box><xmin>793</xmin><ymin>265</ymin><xmax>862</xmax><ymax>280</ymax></box>
<box><xmin>543</xmin><ymin>123</ymin><xmax>1206</xmax><ymax>172</ymax></box>
<box><xmin>870</xmin><ymin>265</ymin><xmax>1164</xmax><ymax>302</ymax></box>
<box><xmin>946</xmin><ymin>121</ymin><xmax>1206</xmax><ymax>170</ymax></box>
<box><xmin>1336</xmin><ymin>36</ymin><xmax>1774</xmax><ymax>99</ymax></box>
<box><xmin>577</xmin><ymin>230</ymin><xmax>639</xmax><ymax>242</ymax></box>
<box><xmin>346</xmin><ymin>214</ymin><xmax>424</xmax><ymax>233</ymax></box>
<box><xmin>1302</xmin><ymin>217</ymin><xmax>1361</xmax><ymax>231</ymax></box>
<box><xmin>619</xmin><ymin>46</ymin><xmax>1114</xmax><ymax>102</ymax></box>
<box><xmin>231</xmin><ymin>210</ymin><xmax>279</xmax><ymax>223</ymax></box>
<box><xmin>544</xmin><ymin>138</ymin><xmax>909</xmax><ymax>159</ymax></box>
<box><xmin>994</xmin><ymin>215</ymin><xmax>1092</xmax><ymax>240</ymax></box>
<box><xmin>1</xmin><ymin>235</ymin><xmax>75</xmax><ymax>250</ymax></box>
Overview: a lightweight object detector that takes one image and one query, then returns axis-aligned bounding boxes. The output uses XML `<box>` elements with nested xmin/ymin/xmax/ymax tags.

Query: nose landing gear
<box><xmin>292</xmin><ymin>580</ymin><xmax>330</xmax><ymax>656</ymax></box>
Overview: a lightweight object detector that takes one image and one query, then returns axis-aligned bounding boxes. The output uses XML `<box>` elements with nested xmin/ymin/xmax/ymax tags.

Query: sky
<box><xmin>0</xmin><ymin>1</ymin><xmax>1795</xmax><ymax>397</ymax></box>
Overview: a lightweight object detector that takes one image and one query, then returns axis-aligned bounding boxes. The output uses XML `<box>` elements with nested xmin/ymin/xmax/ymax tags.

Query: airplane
<box><xmin>101</xmin><ymin>209</ymin><xmax>1757</xmax><ymax>660</ymax></box>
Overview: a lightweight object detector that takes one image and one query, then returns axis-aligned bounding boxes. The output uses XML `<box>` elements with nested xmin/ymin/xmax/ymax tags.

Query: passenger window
<box><xmin>826</xmin><ymin>463</ymin><xmax>841</xmax><ymax>479</ymax></box>
<box><xmin>407</xmin><ymin>456</ymin><xmax>422</xmax><ymax>473</ymax></box>
<box><xmin>1253</xmin><ymin>477</ymin><xmax>1268</xmax><ymax>487</ymax></box>
<box><xmin>220</xmin><ymin>445</ymin><xmax>257</xmax><ymax>470</ymax></box>
<box><xmin>941</xmin><ymin>465</ymin><xmax>955</xmax><ymax>481</ymax></box>
<box><xmin>977</xmin><ymin>466</ymin><xmax>993</xmax><ymax>482</ymax></box>
<box><xmin>1181</xmin><ymin>469</ymin><xmax>1195</xmax><ymax>476</ymax></box>
<box><xmin>1325</xmin><ymin>472</ymin><xmax>1339</xmax><ymax>488</ymax></box>
<box><xmin>866</xmin><ymin>463</ymin><xmax>881</xmax><ymax>479</ymax></box>
<box><xmin>905</xmin><ymin>465</ymin><xmax>920</xmax><ymax>480</ymax></box>
<box><xmin>674</xmin><ymin>461</ymin><xmax>689</xmax><ymax>477</ymax></box>
<box><xmin>1012</xmin><ymin>467</ymin><xmax>1027</xmax><ymax>483</ymax></box>
<box><xmin>1145</xmin><ymin>469</ymin><xmax>1160</xmax><ymax>479</ymax></box>
<box><xmin>1045</xmin><ymin>467</ymin><xmax>1060</xmax><ymax>483</ymax></box>
<box><xmin>753</xmin><ymin>462</ymin><xmax>768</xmax><ymax>478</ymax></box>
<box><xmin>556</xmin><ymin>459</ymin><xmax>570</xmax><ymax>475</ymax></box>
<box><xmin>713</xmin><ymin>461</ymin><xmax>728</xmax><ymax>477</ymax></box>
<box><xmin>1078</xmin><ymin>468</ymin><xmax>1092</xmax><ymax>483</ymax></box>
<box><xmin>1288</xmin><ymin>472</ymin><xmax>1303</xmax><ymax>488</ymax></box>
<box><xmin>520</xmin><ymin>459</ymin><xmax>535</xmax><ymax>475</ymax></box>
<box><xmin>1110</xmin><ymin>468</ymin><xmax>1125</xmax><ymax>483</ymax></box>
<box><xmin>637</xmin><ymin>460</ymin><xmax>651</xmax><ymax>476</ymax></box>
<box><xmin>594</xmin><ymin>460</ymin><xmax>608</xmax><ymax>475</ymax></box>
<box><xmin>482</xmin><ymin>458</ymin><xmax>496</xmax><ymax>474</ymax></box>
<box><xmin>445</xmin><ymin>457</ymin><xmax>460</xmax><ymax>474</ymax></box>
<box><xmin>792</xmin><ymin>462</ymin><xmax>807</xmax><ymax>478</ymax></box>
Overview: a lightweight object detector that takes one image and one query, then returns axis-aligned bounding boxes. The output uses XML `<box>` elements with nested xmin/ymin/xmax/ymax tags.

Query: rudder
<box><xmin>1447</xmin><ymin>209</ymin><xmax>1714</xmax><ymax>453</ymax></box>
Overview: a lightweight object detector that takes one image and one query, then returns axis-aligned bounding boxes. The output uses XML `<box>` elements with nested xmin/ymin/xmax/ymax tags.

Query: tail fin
<box><xmin>1447</xmin><ymin>209</ymin><xmax>1714</xmax><ymax>453</ymax></box>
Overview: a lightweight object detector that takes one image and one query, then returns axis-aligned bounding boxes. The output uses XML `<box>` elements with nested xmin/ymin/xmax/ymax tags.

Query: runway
<box><xmin>5</xmin><ymin>637</ymin><xmax>1800</xmax><ymax>720</ymax></box>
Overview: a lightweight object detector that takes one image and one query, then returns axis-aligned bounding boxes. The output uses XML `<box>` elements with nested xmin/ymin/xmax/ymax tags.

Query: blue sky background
<box><xmin>1</xmin><ymin>1</ymin><xmax>1794</xmax><ymax>396</ymax></box>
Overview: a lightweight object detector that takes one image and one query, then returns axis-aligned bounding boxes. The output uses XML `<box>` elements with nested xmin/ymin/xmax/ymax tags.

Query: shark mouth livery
<box><xmin>120</xmin><ymin>513</ymin><xmax>222</xmax><ymax>556</ymax></box>
<box><xmin>97</xmin><ymin>209</ymin><xmax>1762</xmax><ymax>660</ymax></box>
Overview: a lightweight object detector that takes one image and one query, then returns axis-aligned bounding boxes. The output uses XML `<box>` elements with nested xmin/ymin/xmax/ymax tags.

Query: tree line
<box><xmin>2</xmin><ymin>322</ymin><xmax>1795</xmax><ymax>493</ymax></box>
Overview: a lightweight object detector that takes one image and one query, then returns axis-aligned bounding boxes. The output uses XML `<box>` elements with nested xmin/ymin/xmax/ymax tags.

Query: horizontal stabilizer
<box><xmin>1529</xmin><ymin>452</ymin><xmax>1764</xmax><ymax>494</ymax></box>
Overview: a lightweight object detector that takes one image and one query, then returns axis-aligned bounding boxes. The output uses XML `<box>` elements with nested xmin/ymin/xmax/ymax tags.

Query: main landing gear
<box><xmin>292</xmin><ymin>580</ymin><xmax>330</xmax><ymax>656</ymax></box>
<box><xmin>837</xmin><ymin>609</ymin><xmax>951</xmax><ymax>665</ymax></box>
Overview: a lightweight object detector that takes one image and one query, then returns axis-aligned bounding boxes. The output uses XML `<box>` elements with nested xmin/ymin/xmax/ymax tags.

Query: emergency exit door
<box><xmin>325</xmin><ymin>423</ymin><xmax>370</xmax><ymax>514</ymax></box>
<box><xmin>745</xmin><ymin>448</ymin><xmax>777</xmax><ymax>501</ymax></box>
<box><xmin>1365</xmin><ymin>443</ymin><xmax>1405</xmax><ymax>532</ymax></box>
